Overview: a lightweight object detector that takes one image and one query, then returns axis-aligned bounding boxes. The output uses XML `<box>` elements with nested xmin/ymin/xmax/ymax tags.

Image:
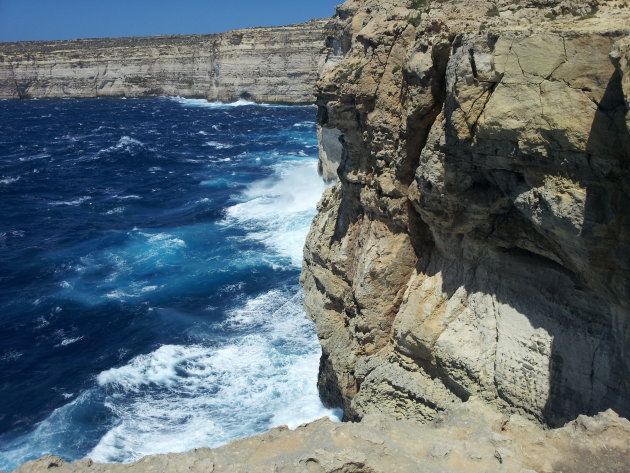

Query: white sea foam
<box><xmin>56</xmin><ymin>336</ymin><xmax>84</xmax><ymax>347</ymax></box>
<box><xmin>169</xmin><ymin>97</ymin><xmax>258</xmax><ymax>108</ymax></box>
<box><xmin>105</xmin><ymin>290</ymin><xmax>131</xmax><ymax>300</ymax></box>
<box><xmin>168</xmin><ymin>96</ymin><xmax>290</xmax><ymax>109</ymax></box>
<box><xmin>223</xmin><ymin>160</ymin><xmax>328</xmax><ymax>267</ymax></box>
<box><xmin>104</xmin><ymin>283</ymin><xmax>161</xmax><ymax>301</ymax></box>
<box><xmin>34</xmin><ymin>316</ymin><xmax>51</xmax><ymax>329</ymax></box>
<box><xmin>0</xmin><ymin>230</ymin><xmax>25</xmax><ymax>240</ymax></box>
<box><xmin>113</xmin><ymin>136</ymin><xmax>144</xmax><ymax>150</ymax></box>
<box><xmin>0</xmin><ymin>350</ymin><xmax>23</xmax><ymax>362</ymax></box>
<box><xmin>204</xmin><ymin>141</ymin><xmax>234</xmax><ymax>149</ymax></box>
<box><xmin>96</xmin><ymin>345</ymin><xmax>198</xmax><ymax>388</ymax></box>
<box><xmin>19</xmin><ymin>152</ymin><xmax>50</xmax><ymax>162</ymax></box>
<box><xmin>145</xmin><ymin>233</ymin><xmax>186</xmax><ymax>249</ymax></box>
<box><xmin>104</xmin><ymin>207</ymin><xmax>125</xmax><ymax>215</ymax></box>
<box><xmin>49</xmin><ymin>196</ymin><xmax>91</xmax><ymax>206</ymax></box>
<box><xmin>89</xmin><ymin>289</ymin><xmax>339</xmax><ymax>464</ymax></box>
<box><xmin>218</xmin><ymin>281</ymin><xmax>245</xmax><ymax>295</ymax></box>
<box><xmin>0</xmin><ymin>176</ymin><xmax>20</xmax><ymax>185</ymax></box>
<box><xmin>83</xmin><ymin>136</ymin><xmax>146</xmax><ymax>160</ymax></box>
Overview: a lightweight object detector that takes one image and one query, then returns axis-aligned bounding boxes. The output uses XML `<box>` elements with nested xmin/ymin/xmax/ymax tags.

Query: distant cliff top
<box><xmin>0</xmin><ymin>19</ymin><xmax>329</xmax><ymax>52</ymax></box>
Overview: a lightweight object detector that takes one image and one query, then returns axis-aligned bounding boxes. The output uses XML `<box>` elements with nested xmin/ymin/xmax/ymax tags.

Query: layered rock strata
<box><xmin>302</xmin><ymin>0</ymin><xmax>630</xmax><ymax>428</ymax></box>
<box><xmin>10</xmin><ymin>399</ymin><xmax>630</xmax><ymax>473</ymax></box>
<box><xmin>0</xmin><ymin>20</ymin><xmax>328</xmax><ymax>104</ymax></box>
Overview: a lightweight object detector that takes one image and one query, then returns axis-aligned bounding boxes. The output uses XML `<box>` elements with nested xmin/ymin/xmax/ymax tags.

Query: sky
<box><xmin>0</xmin><ymin>0</ymin><xmax>340</xmax><ymax>42</ymax></box>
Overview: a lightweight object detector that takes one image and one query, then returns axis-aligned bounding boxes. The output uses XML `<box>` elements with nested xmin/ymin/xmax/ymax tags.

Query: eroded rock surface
<box><xmin>10</xmin><ymin>399</ymin><xmax>630</xmax><ymax>473</ymax></box>
<box><xmin>0</xmin><ymin>20</ymin><xmax>328</xmax><ymax>103</ymax></box>
<box><xmin>302</xmin><ymin>0</ymin><xmax>630</xmax><ymax>427</ymax></box>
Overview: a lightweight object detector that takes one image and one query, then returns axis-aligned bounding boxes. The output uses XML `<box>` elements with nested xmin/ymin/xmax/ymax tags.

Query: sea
<box><xmin>0</xmin><ymin>97</ymin><xmax>340</xmax><ymax>471</ymax></box>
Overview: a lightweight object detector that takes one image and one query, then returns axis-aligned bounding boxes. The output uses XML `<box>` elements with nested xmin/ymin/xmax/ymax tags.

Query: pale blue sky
<box><xmin>0</xmin><ymin>0</ymin><xmax>340</xmax><ymax>42</ymax></box>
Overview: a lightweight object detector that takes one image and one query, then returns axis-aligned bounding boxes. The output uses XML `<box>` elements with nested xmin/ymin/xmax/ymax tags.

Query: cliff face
<box><xmin>0</xmin><ymin>21</ymin><xmax>328</xmax><ymax>104</ymax></box>
<box><xmin>302</xmin><ymin>0</ymin><xmax>630</xmax><ymax>427</ymax></box>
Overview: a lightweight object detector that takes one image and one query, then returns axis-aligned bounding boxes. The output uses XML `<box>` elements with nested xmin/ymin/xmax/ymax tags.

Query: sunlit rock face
<box><xmin>302</xmin><ymin>0</ymin><xmax>630</xmax><ymax>427</ymax></box>
<box><xmin>0</xmin><ymin>20</ymin><xmax>329</xmax><ymax>104</ymax></box>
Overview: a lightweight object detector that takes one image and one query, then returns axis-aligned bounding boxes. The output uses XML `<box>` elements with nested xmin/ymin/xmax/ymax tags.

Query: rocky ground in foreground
<box><xmin>11</xmin><ymin>399</ymin><xmax>630</xmax><ymax>473</ymax></box>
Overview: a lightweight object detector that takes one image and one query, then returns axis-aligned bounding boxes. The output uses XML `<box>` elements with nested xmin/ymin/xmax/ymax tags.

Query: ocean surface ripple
<box><xmin>0</xmin><ymin>97</ymin><xmax>339</xmax><ymax>470</ymax></box>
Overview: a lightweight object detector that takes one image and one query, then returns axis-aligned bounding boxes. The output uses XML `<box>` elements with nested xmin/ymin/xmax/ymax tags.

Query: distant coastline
<box><xmin>0</xmin><ymin>20</ymin><xmax>328</xmax><ymax>104</ymax></box>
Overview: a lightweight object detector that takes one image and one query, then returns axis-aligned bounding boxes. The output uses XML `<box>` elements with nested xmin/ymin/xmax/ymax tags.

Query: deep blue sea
<box><xmin>0</xmin><ymin>97</ymin><xmax>338</xmax><ymax>471</ymax></box>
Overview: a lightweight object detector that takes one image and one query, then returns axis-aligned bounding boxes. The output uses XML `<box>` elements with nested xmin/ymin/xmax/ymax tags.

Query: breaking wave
<box><xmin>224</xmin><ymin>160</ymin><xmax>328</xmax><ymax>267</ymax></box>
<box><xmin>89</xmin><ymin>289</ymin><xmax>338</xmax><ymax>463</ymax></box>
<box><xmin>169</xmin><ymin>97</ymin><xmax>259</xmax><ymax>108</ymax></box>
<box><xmin>0</xmin><ymin>97</ymin><xmax>333</xmax><ymax>471</ymax></box>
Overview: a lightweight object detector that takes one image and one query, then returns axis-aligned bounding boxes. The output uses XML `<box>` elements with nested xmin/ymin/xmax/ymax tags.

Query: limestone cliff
<box><xmin>302</xmin><ymin>0</ymin><xmax>630</xmax><ymax>428</ymax></box>
<box><xmin>0</xmin><ymin>20</ymin><xmax>328</xmax><ymax>104</ymax></box>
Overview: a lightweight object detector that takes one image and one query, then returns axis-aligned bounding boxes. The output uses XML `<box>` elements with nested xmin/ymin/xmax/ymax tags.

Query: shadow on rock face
<box><xmin>306</xmin><ymin>26</ymin><xmax>630</xmax><ymax>428</ymax></box>
<box><xmin>410</xmin><ymin>37</ymin><xmax>630</xmax><ymax>427</ymax></box>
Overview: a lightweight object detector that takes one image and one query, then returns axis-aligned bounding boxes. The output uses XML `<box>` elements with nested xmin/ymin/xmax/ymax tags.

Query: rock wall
<box><xmin>0</xmin><ymin>20</ymin><xmax>328</xmax><ymax>104</ymax></box>
<box><xmin>302</xmin><ymin>0</ymin><xmax>630</xmax><ymax>427</ymax></box>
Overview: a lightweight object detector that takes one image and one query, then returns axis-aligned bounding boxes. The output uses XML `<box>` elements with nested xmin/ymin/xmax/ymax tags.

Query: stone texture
<box><xmin>302</xmin><ymin>0</ymin><xmax>630</xmax><ymax>427</ymax></box>
<box><xmin>0</xmin><ymin>20</ymin><xmax>328</xmax><ymax>103</ymax></box>
<box><xmin>317</xmin><ymin>125</ymin><xmax>344</xmax><ymax>182</ymax></box>
<box><xmin>612</xmin><ymin>36</ymin><xmax>630</xmax><ymax>134</ymax></box>
<box><xmin>8</xmin><ymin>399</ymin><xmax>630</xmax><ymax>473</ymax></box>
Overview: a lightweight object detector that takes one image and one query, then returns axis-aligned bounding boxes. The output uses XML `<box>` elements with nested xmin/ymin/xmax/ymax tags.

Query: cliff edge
<box><xmin>302</xmin><ymin>0</ymin><xmax>630</xmax><ymax>428</ymax></box>
<box><xmin>11</xmin><ymin>399</ymin><xmax>630</xmax><ymax>473</ymax></box>
<box><xmin>0</xmin><ymin>20</ymin><xmax>328</xmax><ymax>104</ymax></box>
